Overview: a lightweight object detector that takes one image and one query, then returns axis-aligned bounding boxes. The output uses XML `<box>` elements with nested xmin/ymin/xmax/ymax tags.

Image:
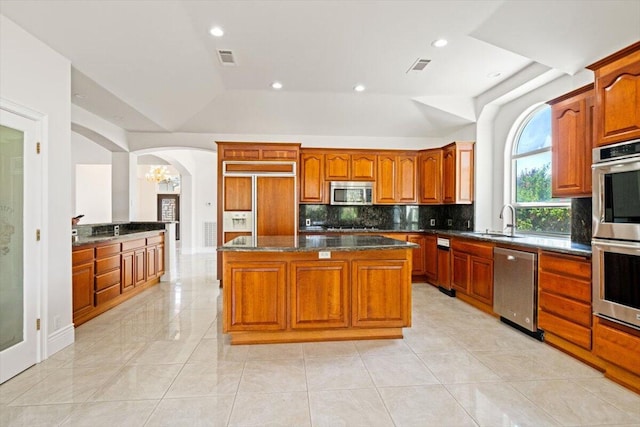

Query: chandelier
<box><xmin>145</xmin><ymin>165</ymin><xmax>172</xmax><ymax>183</ymax></box>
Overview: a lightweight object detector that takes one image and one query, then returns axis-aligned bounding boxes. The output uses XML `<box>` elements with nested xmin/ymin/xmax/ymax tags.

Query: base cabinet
<box><xmin>451</xmin><ymin>239</ymin><xmax>494</xmax><ymax>310</ymax></box>
<box><xmin>72</xmin><ymin>232</ymin><xmax>165</xmax><ymax>326</ymax></box>
<box><xmin>222</xmin><ymin>249</ymin><xmax>412</xmax><ymax>344</ymax></box>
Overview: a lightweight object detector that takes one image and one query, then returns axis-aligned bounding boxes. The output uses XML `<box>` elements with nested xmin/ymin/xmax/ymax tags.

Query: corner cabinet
<box><xmin>548</xmin><ymin>84</ymin><xmax>595</xmax><ymax>197</ymax></box>
<box><xmin>442</xmin><ymin>142</ymin><xmax>474</xmax><ymax>204</ymax></box>
<box><xmin>587</xmin><ymin>41</ymin><xmax>640</xmax><ymax>146</ymax></box>
<box><xmin>419</xmin><ymin>149</ymin><xmax>442</xmax><ymax>204</ymax></box>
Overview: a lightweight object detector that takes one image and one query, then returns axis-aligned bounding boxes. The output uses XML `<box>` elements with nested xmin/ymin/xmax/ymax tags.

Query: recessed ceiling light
<box><xmin>271</xmin><ymin>81</ymin><xmax>283</xmax><ymax>90</ymax></box>
<box><xmin>487</xmin><ymin>72</ymin><xmax>502</xmax><ymax>78</ymax></box>
<box><xmin>354</xmin><ymin>84</ymin><xmax>366</xmax><ymax>92</ymax></box>
<box><xmin>431</xmin><ymin>38</ymin><xmax>448</xmax><ymax>48</ymax></box>
<box><xmin>209</xmin><ymin>26</ymin><xmax>224</xmax><ymax>37</ymax></box>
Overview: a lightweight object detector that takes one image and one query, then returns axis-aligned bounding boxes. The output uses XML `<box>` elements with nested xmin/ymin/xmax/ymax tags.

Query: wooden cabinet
<box><xmin>442</xmin><ymin>142</ymin><xmax>474</xmax><ymax>204</ymax></box>
<box><xmin>224</xmin><ymin>261</ymin><xmax>287</xmax><ymax>331</ymax></box>
<box><xmin>72</xmin><ymin>248</ymin><xmax>94</xmax><ymax>320</ymax></box>
<box><xmin>375</xmin><ymin>153</ymin><xmax>417</xmax><ymax>204</ymax></box>
<box><xmin>95</xmin><ymin>243</ymin><xmax>121</xmax><ymax>306</ymax></box>
<box><xmin>451</xmin><ymin>238</ymin><xmax>494</xmax><ymax>309</ymax></box>
<box><xmin>325</xmin><ymin>151</ymin><xmax>375</xmax><ymax>181</ymax></box>
<box><xmin>407</xmin><ymin>234</ymin><xmax>426</xmax><ymax>276</ymax></box>
<box><xmin>290</xmin><ymin>260</ymin><xmax>349</xmax><ymax>329</ymax></box>
<box><xmin>72</xmin><ymin>232</ymin><xmax>165</xmax><ymax>326</ymax></box>
<box><xmin>548</xmin><ymin>84</ymin><xmax>595</xmax><ymax>197</ymax></box>
<box><xmin>436</xmin><ymin>241</ymin><xmax>450</xmax><ymax>289</ymax></box>
<box><xmin>419</xmin><ymin>149</ymin><xmax>443</xmax><ymax>204</ymax></box>
<box><xmin>351</xmin><ymin>259</ymin><xmax>411</xmax><ymax>328</ymax></box>
<box><xmin>538</xmin><ymin>251</ymin><xmax>592</xmax><ymax>350</ymax></box>
<box><xmin>300</xmin><ymin>151</ymin><xmax>326</xmax><ymax>203</ymax></box>
<box><xmin>587</xmin><ymin>42</ymin><xmax>640</xmax><ymax>146</ymax></box>
<box><xmin>218</xmin><ymin>142</ymin><xmax>300</xmax><ymax>161</ymax></box>
<box><xmin>224</xmin><ymin>176</ymin><xmax>252</xmax><ymax>211</ymax></box>
<box><xmin>594</xmin><ymin>316</ymin><xmax>640</xmax><ymax>378</ymax></box>
<box><xmin>423</xmin><ymin>234</ymin><xmax>438</xmax><ymax>283</ymax></box>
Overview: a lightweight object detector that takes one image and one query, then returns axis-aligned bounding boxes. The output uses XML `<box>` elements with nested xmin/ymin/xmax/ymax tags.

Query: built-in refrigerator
<box><xmin>221</xmin><ymin>161</ymin><xmax>297</xmax><ymax>244</ymax></box>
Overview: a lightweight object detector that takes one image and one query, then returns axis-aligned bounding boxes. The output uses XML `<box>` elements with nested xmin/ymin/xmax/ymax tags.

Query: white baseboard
<box><xmin>47</xmin><ymin>324</ymin><xmax>75</xmax><ymax>357</ymax></box>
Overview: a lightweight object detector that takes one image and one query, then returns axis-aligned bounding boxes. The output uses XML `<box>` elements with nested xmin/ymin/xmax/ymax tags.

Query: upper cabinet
<box><xmin>218</xmin><ymin>142</ymin><xmax>300</xmax><ymax>161</ymax></box>
<box><xmin>419</xmin><ymin>149</ymin><xmax>443</xmax><ymax>204</ymax></box>
<box><xmin>300</xmin><ymin>151</ymin><xmax>326</xmax><ymax>203</ymax></box>
<box><xmin>548</xmin><ymin>84</ymin><xmax>595</xmax><ymax>197</ymax></box>
<box><xmin>587</xmin><ymin>41</ymin><xmax>640</xmax><ymax>146</ymax></box>
<box><xmin>325</xmin><ymin>151</ymin><xmax>375</xmax><ymax>181</ymax></box>
<box><xmin>442</xmin><ymin>142</ymin><xmax>474</xmax><ymax>204</ymax></box>
<box><xmin>375</xmin><ymin>152</ymin><xmax>417</xmax><ymax>204</ymax></box>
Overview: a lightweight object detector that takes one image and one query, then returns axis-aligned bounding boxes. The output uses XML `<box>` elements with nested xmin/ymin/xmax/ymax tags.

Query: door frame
<box><xmin>0</xmin><ymin>98</ymin><xmax>44</xmax><ymax>382</ymax></box>
<box><xmin>157</xmin><ymin>194</ymin><xmax>180</xmax><ymax>240</ymax></box>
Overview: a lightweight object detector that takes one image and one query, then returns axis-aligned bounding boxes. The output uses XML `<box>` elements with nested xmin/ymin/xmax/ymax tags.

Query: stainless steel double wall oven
<box><xmin>592</xmin><ymin>139</ymin><xmax>640</xmax><ymax>329</ymax></box>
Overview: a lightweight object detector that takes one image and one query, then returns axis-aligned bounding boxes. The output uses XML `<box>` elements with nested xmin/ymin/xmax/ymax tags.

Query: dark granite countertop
<box><xmin>218</xmin><ymin>234</ymin><xmax>419</xmax><ymax>252</ymax></box>
<box><xmin>298</xmin><ymin>227</ymin><xmax>591</xmax><ymax>256</ymax></box>
<box><xmin>72</xmin><ymin>229</ymin><xmax>165</xmax><ymax>247</ymax></box>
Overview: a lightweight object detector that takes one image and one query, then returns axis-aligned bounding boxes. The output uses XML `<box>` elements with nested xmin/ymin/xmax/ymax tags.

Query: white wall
<box><xmin>71</xmin><ymin>131</ymin><xmax>111</xmax><ymax>216</ymax></box>
<box><xmin>192</xmin><ymin>152</ymin><xmax>217</xmax><ymax>252</ymax></box>
<box><xmin>0</xmin><ymin>15</ymin><xmax>73</xmax><ymax>356</ymax></box>
<box><xmin>75</xmin><ymin>165</ymin><xmax>112</xmax><ymax>224</ymax></box>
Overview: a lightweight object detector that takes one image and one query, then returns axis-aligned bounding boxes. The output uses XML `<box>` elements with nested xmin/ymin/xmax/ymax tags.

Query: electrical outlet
<box><xmin>429</xmin><ymin>219</ymin><xmax>436</xmax><ymax>226</ymax></box>
<box><xmin>305</xmin><ymin>218</ymin><xmax>311</xmax><ymax>227</ymax></box>
<box><xmin>447</xmin><ymin>219</ymin><xmax>453</xmax><ymax>226</ymax></box>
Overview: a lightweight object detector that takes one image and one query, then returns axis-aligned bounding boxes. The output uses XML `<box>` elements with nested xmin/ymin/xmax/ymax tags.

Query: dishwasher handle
<box><xmin>507</xmin><ymin>255</ymin><xmax>516</xmax><ymax>261</ymax></box>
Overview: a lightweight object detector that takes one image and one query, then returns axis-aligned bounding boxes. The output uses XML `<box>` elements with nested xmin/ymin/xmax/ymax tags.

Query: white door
<box><xmin>0</xmin><ymin>107</ymin><xmax>41</xmax><ymax>384</ymax></box>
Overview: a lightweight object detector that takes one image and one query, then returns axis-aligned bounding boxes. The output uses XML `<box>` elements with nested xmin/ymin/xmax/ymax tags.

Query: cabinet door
<box><xmin>351</xmin><ymin>154</ymin><xmax>376</xmax><ymax>181</ymax></box>
<box><xmin>134</xmin><ymin>249</ymin><xmax>146</xmax><ymax>286</ymax></box>
<box><xmin>469</xmin><ymin>256</ymin><xmax>493</xmax><ymax>306</ymax></box>
<box><xmin>419</xmin><ymin>150</ymin><xmax>442</xmax><ymax>204</ymax></box>
<box><xmin>121</xmin><ymin>251</ymin><xmax>135</xmax><ymax>292</ymax></box>
<box><xmin>375</xmin><ymin>154</ymin><xmax>397</xmax><ymax>204</ymax></box>
<box><xmin>436</xmin><ymin>247</ymin><xmax>450</xmax><ymax>288</ymax></box>
<box><xmin>300</xmin><ymin>152</ymin><xmax>325</xmax><ymax>203</ymax></box>
<box><xmin>256</xmin><ymin>176</ymin><xmax>296</xmax><ymax>236</ymax></box>
<box><xmin>397</xmin><ymin>155</ymin><xmax>418</xmax><ymax>203</ymax></box>
<box><xmin>325</xmin><ymin>153</ymin><xmax>350</xmax><ymax>180</ymax></box>
<box><xmin>551</xmin><ymin>95</ymin><xmax>589</xmax><ymax>197</ymax></box>
<box><xmin>72</xmin><ymin>262</ymin><xmax>94</xmax><ymax>318</ymax></box>
<box><xmin>423</xmin><ymin>235</ymin><xmax>438</xmax><ymax>283</ymax></box>
<box><xmin>290</xmin><ymin>261</ymin><xmax>349</xmax><ymax>329</ymax></box>
<box><xmin>157</xmin><ymin>244</ymin><xmax>165</xmax><ymax>275</ymax></box>
<box><xmin>146</xmin><ymin>246</ymin><xmax>158</xmax><ymax>280</ymax></box>
<box><xmin>442</xmin><ymin>146</ymin><xmax>456</xmax><ymax>203</ymax></box>
<box><xmin>407</xmin><ymin>234</ymin><xmax>425</xmax><ymax>276</ymax></box>
<box><xmin>451</xmin><ymin>251</ymin><xmax>468</xmax><ymax>293</ymax></box>
<box><xmin>224</xmin><ymin>261</ymin><xmax>287</xmax><ymax>331</ymax></box>
<box><xmin>593</xmin><ymin>51</ymin><xmax>640</xmax><ymax>146</ymax></box>
<box><xmin>351</xmin><ymin>259</ymin><xmax>411</xmax><ymax>327</ymax></box>
<box><xmin>224</xmin><ymin>176</ymin><xmax>252</xmax><ymax>211</ymax></box>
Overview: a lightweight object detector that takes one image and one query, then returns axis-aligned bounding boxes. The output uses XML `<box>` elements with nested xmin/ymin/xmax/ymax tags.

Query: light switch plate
<box><xmin>319</xmin><ymin>251</ymin><xmax>331</xmax><ymax>259</ymax></box>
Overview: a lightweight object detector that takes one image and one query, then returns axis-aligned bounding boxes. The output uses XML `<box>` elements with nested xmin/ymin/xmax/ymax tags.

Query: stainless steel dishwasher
<box><xmin>493</xmin><ymin>247</ymin><xmax>543</xmax><ymax>340</ymax></box>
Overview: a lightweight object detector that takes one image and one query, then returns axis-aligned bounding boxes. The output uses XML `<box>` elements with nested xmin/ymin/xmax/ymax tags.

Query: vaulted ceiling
<box><xmin>1</xmin><ymin>0</ymin><xmax>639</xmax><ymax>138</ymax></box>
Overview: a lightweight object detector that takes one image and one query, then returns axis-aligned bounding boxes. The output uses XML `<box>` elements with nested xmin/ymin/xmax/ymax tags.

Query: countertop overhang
<box><xmin>218</xmin><ymin>234</ymin><xmax>419</xmax><ymax>252</ymax></box>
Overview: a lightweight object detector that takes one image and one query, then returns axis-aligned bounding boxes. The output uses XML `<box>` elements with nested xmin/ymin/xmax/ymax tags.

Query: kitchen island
<box><xmin>218</xmin><ymin>235</ymin><xmax>417</xmax><ymax>344</ymax></box>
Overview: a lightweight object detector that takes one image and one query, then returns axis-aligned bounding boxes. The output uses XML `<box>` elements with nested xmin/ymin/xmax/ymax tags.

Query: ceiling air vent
<box><xmin>407</xmin><ymin>58</ymin><xmax>431</xmax><ymax>73</ymax></box>
<box><xmin>217</xmin><ymin>49</ymin><xmax>237</xmax><ymax>66</ymax></box>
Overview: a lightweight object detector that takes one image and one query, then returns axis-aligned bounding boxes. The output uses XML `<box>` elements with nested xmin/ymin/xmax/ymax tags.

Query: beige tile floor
<box><xmin>2</xmin><ymin>252</ymin><xmax>640</xmax><ymax>426</ymax></box>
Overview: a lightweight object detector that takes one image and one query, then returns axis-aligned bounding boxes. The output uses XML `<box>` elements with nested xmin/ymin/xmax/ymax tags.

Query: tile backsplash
<box><xmin>299</xmin><ymin>204</ymin><xmax>474</xmax><ymax>231</ymax></box>
<box><xmin>571</xmin><ymin>197</ymin><xmax>592</xmax><ymax>245</ymax></box>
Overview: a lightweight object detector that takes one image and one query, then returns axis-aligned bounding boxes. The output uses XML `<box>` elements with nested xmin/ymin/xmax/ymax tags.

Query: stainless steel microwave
<box><xmin>330</xmin><ymin>181</ymin><xmax>373</xmax><ymax>205</ymax></box>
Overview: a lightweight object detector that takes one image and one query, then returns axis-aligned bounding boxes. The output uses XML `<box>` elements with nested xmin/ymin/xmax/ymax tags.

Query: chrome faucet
<box><xmin>499</xmin><ymin>204</ymin><xmax>516</xmax><ymax>237</ymax></box>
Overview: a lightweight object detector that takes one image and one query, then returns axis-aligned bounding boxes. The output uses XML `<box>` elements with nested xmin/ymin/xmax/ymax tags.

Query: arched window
<box><xmin>510</xmin><ymin>104</ymin><xmax>570</xmax><ymax>235</ymax></box>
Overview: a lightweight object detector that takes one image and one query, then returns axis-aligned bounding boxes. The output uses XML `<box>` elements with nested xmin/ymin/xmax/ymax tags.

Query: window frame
<box><xmin>508</xmin><ymin>104</ymin><xmax>570</xmax><ymax>236</ymax></box>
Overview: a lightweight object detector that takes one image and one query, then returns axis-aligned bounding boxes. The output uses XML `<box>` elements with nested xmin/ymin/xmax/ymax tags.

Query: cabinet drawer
<box><xmin>451</xmin><ymin>239</ymin><xmax>493</xmax><ymax>258</ymax></box>
<box><xmin>96</xmin><ymin>243</ymin><xmax>120</xmax><ymax>258</ymax></box>
<box><xmin>539</xmin><ymin>311</ymin><xmax>592</xmax><ymax>349</ymax></box>
<box><xmin>95</xmin><ymin>254</ymin><xmax>120</xmax><ymax>274</ymax></box>
<box><xmin>539</xmin><ymin>291</ymin><xmax>591</xmax><ymax>327</ymax></box>
<box><xmin>95</xmin><ymin>283</ymin><xmax>121</xmax><ymax>306</ymax></box>
<box><xmin>539</xmin><ymin>251</ymin><xmax>591</xmax><ymax>279</ymax></box>
<box><xmin>121</xmin><ymin>238</ymin><xmax>146</xmax><ymax>251</ymax></box>
<box><xmin>594</xmin><ymin>317</ymin><xmax>640</xmax><ymax>376</ymax></box>
<box><xmin>72</xmin><ymin>248</ymin><xmax>94</xmax><ymax>266</ymax></box>
<box><xmin>538</xmin><ymin>271</ymin><xmax>591</xmax><ymax>303</ymax></box>
<box><xmin>146</xmin><ymin>235</ymin><xmax>163</xmax><ymax>245</ymax></box>
<box><xmin>95</xmin><ymin>269</ymin><xmax>121</xmax><ymax>291</ymax></box>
